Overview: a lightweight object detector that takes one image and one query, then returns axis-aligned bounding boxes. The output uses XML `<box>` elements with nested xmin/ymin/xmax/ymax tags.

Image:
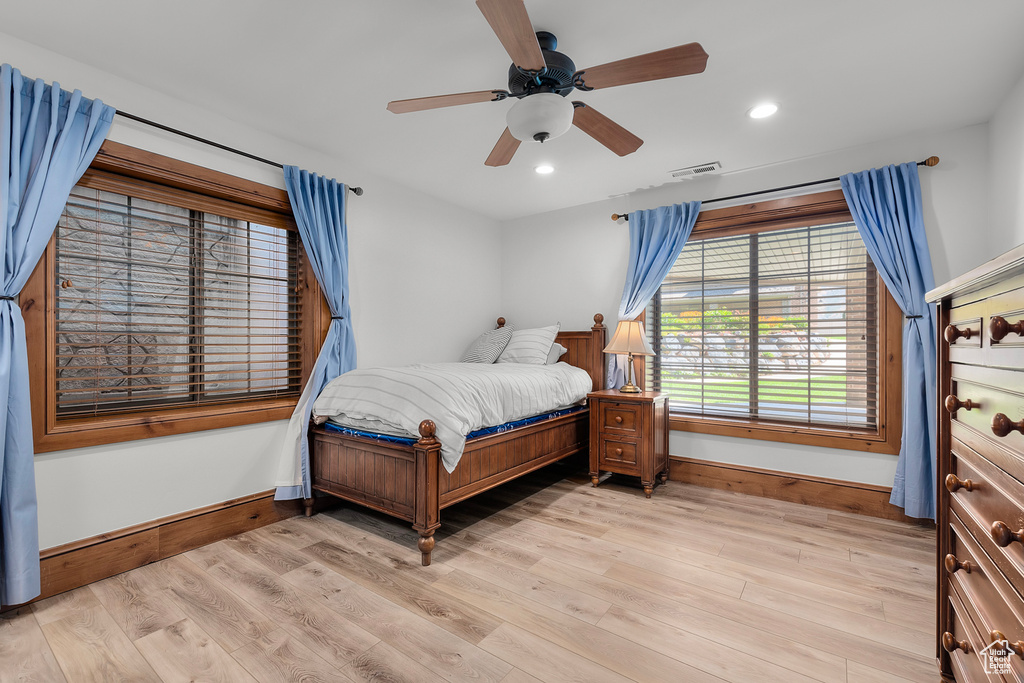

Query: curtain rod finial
<box><xmin>611</xmin><ymin>213</ymin><xmax>626</xmax><ymax>221</ymax></box>
<box><xmin>923</xmin><ymin>156</ymin><xmax>940</xmax><ymax>167</ymax></box>
<box><xmin>349</xmin><ymin>186</ymin><xmax>364</xmax><ymax>196</ymax></box>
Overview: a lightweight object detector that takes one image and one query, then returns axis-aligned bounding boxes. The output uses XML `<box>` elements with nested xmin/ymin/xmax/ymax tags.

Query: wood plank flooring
<box><xmin>1</xmin><ymin>465</ymin><xmax>937</xmax><ymax>682</ymax></box>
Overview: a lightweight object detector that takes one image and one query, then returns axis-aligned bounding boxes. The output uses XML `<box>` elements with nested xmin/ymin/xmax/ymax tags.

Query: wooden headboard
<box><xmin>496</xmin><ymin>314</ymin><xmax>607</xmax><ymax>392</ymax></box>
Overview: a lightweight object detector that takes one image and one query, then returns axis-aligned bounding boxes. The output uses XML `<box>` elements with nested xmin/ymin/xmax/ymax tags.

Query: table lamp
<box><xmin>603</xmin><ymin>320</ymin><xmax>655</xmax><ymax>393</ymax></box>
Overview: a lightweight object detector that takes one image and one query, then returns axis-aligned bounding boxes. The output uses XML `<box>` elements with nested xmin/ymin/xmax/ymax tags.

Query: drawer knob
<box><xmin>990</xmin><ymin>631</ymin><xmax>1024</xmax><ymax>657</ymax></box>
<box><xmin>944</xmin><ymin>395</ymin><xmax>976</xmax><ymax>413</ymax></box>
<box><xmin>944</xmin><ymin>324</ymin><xmax>973</xmax><ymax>344</ymax></box>
<box><xmin>991</xmin><ymin>521</ymin><xmax>1024</xmax><ymax>547</ymax></box>
<box><xmin>990</xmin><ymin>316</ymin><xmax>1024</xmax><ymax>342</ymax></box>
<box><xmin>614</xmin><ymin>447</ymin><xmax>623</xmax><ymax>456</ymax></box>
<box><xmin>944</xmin><ymin>554</ymin><xmax>973</xmax><ymax>574</ymax></box>
<box><xmin>614</xmin><ymin>416</ymin><xmax>623</xmax><ymax>424</ymax></box>
<box><xmin>942</xmin><ymin>631</ymin><xmax>971</xmax><ymax>653</ymax></box>
<box><xmin>991</xmin><ymin>413</ymin><xmax>1024</xmax><ymax>438</ymax></box>
<box><xmin>945</xmin><ymin>474</ymin><xmax>975</xmax><ymax>493</ymax></box>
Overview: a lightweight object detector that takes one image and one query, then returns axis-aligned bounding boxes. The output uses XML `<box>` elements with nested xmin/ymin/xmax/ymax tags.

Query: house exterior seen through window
<box><xmin>641</xmin><ymin>190</ymin><xmax>902</xmax><ymax>454</ymax></box>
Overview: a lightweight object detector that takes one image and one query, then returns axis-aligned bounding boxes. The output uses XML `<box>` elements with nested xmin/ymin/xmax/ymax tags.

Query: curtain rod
<box><xmin>610</xmin><ymin>155</ymin><xmax>939</xmax><ymax>221</ymax></box>
<box><xmin>115</xmin><ymin>109</ymin><xmax>364</xmax><ymax>196</ymax></box>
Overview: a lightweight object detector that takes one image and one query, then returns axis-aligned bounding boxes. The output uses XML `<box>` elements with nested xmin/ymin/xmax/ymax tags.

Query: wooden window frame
<box><xmin>639</xmin><ymin>190</ymin><xmax>902</xmax><ymax>455</ymax></box>
<box><xmin>25</xmin><ymin>141</ymin><xmax>330</xmax><ymax>453</ymax></box>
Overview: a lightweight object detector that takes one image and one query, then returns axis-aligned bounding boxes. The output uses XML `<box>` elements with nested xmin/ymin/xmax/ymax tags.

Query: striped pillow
<box><xmin>496</xmin><ymin>324</ymin><xmax>560</xmax><ymax>365</ymax></box>
<box><xmin>461</xmin><ymin>325</ymin><xmax>515</xmax><ymax>363</ymax></box>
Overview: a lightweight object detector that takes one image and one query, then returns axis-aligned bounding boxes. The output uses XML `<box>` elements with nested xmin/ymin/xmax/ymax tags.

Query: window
<box><xmin>26</xmin><ymin>142</ymin><xmax>328</xmax><ymax>452</ymax></box>
<box><xmin>643</xmin><ymin>190</ymin><xmax>901</xmax><ymax>453</ymax></box>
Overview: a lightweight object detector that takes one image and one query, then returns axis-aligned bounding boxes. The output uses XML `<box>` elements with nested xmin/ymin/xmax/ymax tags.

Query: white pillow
<box><xmin>496</xmin><ymin>324</ymin><xmax>560</xmax><ymax>365</ymax></box>
<box><xmin>461</xmin><ymin>325</ymin><xmax>514</xmax><ymax>363</ymax></box>
<box><xmin>545</xmin><ymin>342</ymin><xmax>568</xmax><ymax>364</ymax></box>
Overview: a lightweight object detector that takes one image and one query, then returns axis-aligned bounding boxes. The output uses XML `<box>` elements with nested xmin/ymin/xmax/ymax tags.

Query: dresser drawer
<box><xmin>947</xmin><ymin>283</ymin><xmax>1024</xmax><ymax>370</ymax></box>
<box><xmin>600</xmin><ymin>402</ymin><xmax>640</xmax><ymax>434</ymax></box>
<box><xmin>946</xmin><ymin>581</ymin><xmax>1004</xmax><ymax>682</ymax></box>
<box><xmin>946</xmin><ymin>305</ymin><xmax>985</xmax><ymax>366</ymax></box>
<box><xmin>989</xmin><ymin>301</ymin><xmax>1024</xmax><ymax>371</ymax></box>
<box><xmin>600</xmin><ymin>437</ymin><xmax>638</xmax><ymax>467</ymax></box>
<box><xmin>949</xmin><ymin>443</ymin><xmax>1024</xmax><ymax>596</ymax></box>
<box><xmin>950</xmin><ymin>365</ymin><xmax>1024</xmax><ymax>461</ymax></box>
<box><xmin>948</xmin><ymin>510</ymin><xmax>1024</xmax><ymax>680</ymax></box>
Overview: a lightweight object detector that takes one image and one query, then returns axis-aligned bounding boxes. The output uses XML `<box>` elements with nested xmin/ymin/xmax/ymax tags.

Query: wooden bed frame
<box><xmin>305</xmin><ymin>314</ymin><xmax>607</xmax><ymax>565</ymax></box>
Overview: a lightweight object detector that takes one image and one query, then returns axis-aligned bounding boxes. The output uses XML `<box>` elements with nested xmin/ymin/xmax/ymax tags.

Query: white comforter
<box><xmin>312</xmin><ymin>362</ymin><xmax>593</xmax><ymax>472</ymax></box>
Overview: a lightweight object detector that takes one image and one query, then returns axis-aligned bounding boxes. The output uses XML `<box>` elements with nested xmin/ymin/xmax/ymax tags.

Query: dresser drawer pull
<box><xmin>944</xmin><ymin>554</ymin><xmax>973</xmax><ymax>574</ymax></box>
<box><xmin>614</xmin><ymin>448</ymin><xmax>623</xmax><ymax>456</ymax></box>
<box><xmin>944</xmin><ymin>395</ymin><xmax>976</xmax><ymax>413</ymax></box>
<box><xmin>942</xmin><ymin>632</ymin><xmax>971</xmax><ymax>653</ymax></box>
<box><xmin>990</xmin><ymin>631</ymin><xmax>1024</xmax><ymax>657</ymax></box>
<box><xmin>991</xmin><ymin>521</ymin><xmax>1024</xmax><ymax>547</ymax></box>
<box><xmin>945</xmin><ymin>474</ymin><xmax>976</xmax><ymax>493</ymax></box>
<box><xmin>990</xmin><ymin>316</ymin><xmax>1024</xmax><ymax>342</ymax></box>
<box><xmin>991</xmin><ymin>413</ymin><xmax>1024</xmax><ymax>438</ymax></box>
<box><xmin>614</xmin><ymin>416</ymin><xmax>623</xmax><ymax>424</ymax></box>
<box><xmin>944</xmin><ymin>324</ymin><xmax>974</xmax><ymax>344</ymax></box>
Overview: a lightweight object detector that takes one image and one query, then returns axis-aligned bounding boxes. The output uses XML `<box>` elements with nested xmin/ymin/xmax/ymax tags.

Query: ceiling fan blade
<box><xmin>485</xmin><ymin>128</ymin><xmax>521</xmax><ymax>167</ymax></box>
<box><xmin>572</xmin><ymin>103</ymin><xmax>643</xmax><ymax>156</ymax></box>
<box><xmin>475</xmin><ymin>0</ymin><xmax>545</xmax><ymax>72</ymax></box>
<box><xmin>574</xmin><ymin>43</ymin><xmax>708</xmax><ymax>91</ymax></box>
<box><xmin>387</xmin><ymin>90</ymin><xmax>508</xmax><ymax>114</ymax></box>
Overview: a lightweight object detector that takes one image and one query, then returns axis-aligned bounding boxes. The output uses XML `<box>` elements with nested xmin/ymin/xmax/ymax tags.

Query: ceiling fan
<box><xmin>386</xmin><ymin>0</ymin><xmax>709</xmax><ymax>167</ymax></box>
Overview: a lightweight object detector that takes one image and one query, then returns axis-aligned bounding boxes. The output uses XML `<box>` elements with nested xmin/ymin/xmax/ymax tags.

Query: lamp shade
<box><xmin>506</xmin><ymin>93</ymin><xmax>575</xmax><ymax>143</ymax></box>
<box><xmin>603</xmin><ymin>320</ymin><xmax>655</xmax><ymax>356</ymax></box>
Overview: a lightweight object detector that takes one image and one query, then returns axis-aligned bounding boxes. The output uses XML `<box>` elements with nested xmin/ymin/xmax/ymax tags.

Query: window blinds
<box><xmin>646</xmin><ymin>221</ymin><xmax>878</xmax><ymax>430</ymax></box>
<box><xmin>54</xmin><ymin>185</ymin><xmax>302</xmax><ymax>417</ymax></box>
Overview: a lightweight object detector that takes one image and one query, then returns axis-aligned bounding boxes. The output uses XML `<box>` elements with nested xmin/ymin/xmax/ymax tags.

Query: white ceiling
<box><xmin>4</xmin><ymin>0</ymin><xmax>1024</xmax><ymax>221</ymax></box>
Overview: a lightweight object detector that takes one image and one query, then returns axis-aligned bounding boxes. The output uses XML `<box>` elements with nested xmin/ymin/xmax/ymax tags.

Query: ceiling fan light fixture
<box><xmin>506</xmin><ymin>93</ymin><xmax>574</xmax><ymax>143</ymax></box>
<box><xmin>748</xmin><ymin>102</ymin><xmax>779</xmax><ymax>119</ymax></box>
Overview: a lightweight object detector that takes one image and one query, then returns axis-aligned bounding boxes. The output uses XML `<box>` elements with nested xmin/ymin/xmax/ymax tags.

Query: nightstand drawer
<box><xmin>601</xmin><ymin>438</ymin><xmax>638</xmax><ymax>467</ymax></box>
<box><xmin>600</xmin><ymin>402</ymin><xmax>640</xmax><ymax>433</ymax></box>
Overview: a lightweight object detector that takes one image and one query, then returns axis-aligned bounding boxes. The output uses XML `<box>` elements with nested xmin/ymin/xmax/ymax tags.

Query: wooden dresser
<box><xmin>930</xmin><ymin>243</ymin><xmax>1024</xmax><ymax>682</ymax></box>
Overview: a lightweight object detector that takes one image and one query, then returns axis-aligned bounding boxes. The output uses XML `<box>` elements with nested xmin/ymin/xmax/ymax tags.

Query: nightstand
<box><xmin>587</xmin><ymin>389</ymin><xmax>669</xmax><ymax>498</ymax></box>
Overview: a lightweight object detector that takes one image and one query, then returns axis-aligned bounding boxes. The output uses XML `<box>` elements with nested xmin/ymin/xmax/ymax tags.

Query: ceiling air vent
<box><xmin>669</xmin><ymin>161</ymin><xmax>722</xmax><ymax>179</ymax></box>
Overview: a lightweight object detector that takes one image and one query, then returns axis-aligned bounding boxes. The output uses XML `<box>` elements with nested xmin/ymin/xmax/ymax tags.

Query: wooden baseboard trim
<box><xmin>669</xmin><ymin>456</ymin><xmax>933</xmax><ymax>526</ymax></box>
<box><xmin>20</xmin><ymin>490</ymin><xmax>304</xmax><ymax>606</ymax></box>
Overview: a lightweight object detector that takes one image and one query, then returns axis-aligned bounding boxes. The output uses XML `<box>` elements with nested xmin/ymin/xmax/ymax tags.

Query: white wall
<box><xmin>4</xmin><ymin>35</ymin><xmax>503</xmax><ymax>549</ymax></box>
<box><xmin>501</xmin><ymin>123</ymin><xmax>993</xmax><ymax>487</ymax></box>
<box><xmin>989</xmin><ymin>68</ymin><xmax>1024</xmax><ymax>249</ymax></box>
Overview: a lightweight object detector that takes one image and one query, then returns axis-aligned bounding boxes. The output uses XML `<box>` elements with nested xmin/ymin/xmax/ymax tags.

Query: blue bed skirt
<box><xmin>321</xmin><ymin>404</ymin><xmax>587</xmax><ymax>446</ymax></box>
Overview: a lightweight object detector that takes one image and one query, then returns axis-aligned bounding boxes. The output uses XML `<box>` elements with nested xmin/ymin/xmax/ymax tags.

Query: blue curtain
<box><xmin>275</xmin><ymin>167</ymin><xmax>356</xmax><ymax>500</ymax></box>
<box><xmin>610</xmin><ymin>202</ymin><xmax>701</xmax><ymax>389</ymax></box>
<box><xmin>1</xmin><ymin>64</ymin><xmax>114</xmax><ymax>604</ymax></box>
<box><xmin>841</xmin><ymin>163</ymin><xmax>937</xmax><ymax>520</ymax></box>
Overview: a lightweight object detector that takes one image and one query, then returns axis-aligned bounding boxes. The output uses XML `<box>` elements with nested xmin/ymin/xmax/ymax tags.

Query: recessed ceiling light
<box><xmin>535</xmin><ymin>164</ymin><xmax>554</xmax><ymax>175</ymax></box>
<box><xmin>748</xmin><ymin>102</ymin><xmax>778</xmax><ymax>119</ymax></box>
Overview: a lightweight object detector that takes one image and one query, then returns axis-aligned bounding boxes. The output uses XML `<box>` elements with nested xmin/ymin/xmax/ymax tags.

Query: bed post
<box><xmin>412</xmin><ymin>419</ymin><xmax>442</xmax><ymax>566</ymax></box>
<box><xmin>304</xmin><ymin>423</ymin><xmax>316</xmax><ymax>517</ymax></box>
<box><xmin>592</xmin><ymin>313</ymin><xmax>606</xmax><ymax>391</ymax></box>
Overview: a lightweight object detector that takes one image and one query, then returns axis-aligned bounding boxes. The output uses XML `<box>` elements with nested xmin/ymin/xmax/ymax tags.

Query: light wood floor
<box><xmin>0</xmin><ymin>465</ymin><xmax>938</xmax><ymax>683</ymax></box>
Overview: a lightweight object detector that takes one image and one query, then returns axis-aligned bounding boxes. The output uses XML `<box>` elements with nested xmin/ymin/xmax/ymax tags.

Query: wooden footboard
<box><xmin>310</xmin><ymin>420</ymin><xmax>441</xmax><ymax>564</ymax></box>
<box><xmin>308</xmin><ymin>314</ymin><xmax>606</xmax><ymax>565</ymax></box>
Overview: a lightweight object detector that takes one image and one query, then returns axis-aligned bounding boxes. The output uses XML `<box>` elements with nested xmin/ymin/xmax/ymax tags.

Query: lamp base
<box><xmin>618</xmin><ymin>382</ymin><xmax>641</xmax><ymax>394</ymax></box>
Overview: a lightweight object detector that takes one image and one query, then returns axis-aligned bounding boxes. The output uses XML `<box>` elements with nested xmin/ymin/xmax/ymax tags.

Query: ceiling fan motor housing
<box><xmin>507</xmin><ymin>31</ymin><xmax>576</xmax><ymax>98</ymax></box>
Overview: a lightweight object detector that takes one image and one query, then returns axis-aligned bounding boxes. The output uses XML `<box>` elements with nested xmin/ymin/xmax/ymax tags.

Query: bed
<box><xmin>304</xmin><ymin>314</ymin><xmax>607</xmax><ymax>565</ymax></box>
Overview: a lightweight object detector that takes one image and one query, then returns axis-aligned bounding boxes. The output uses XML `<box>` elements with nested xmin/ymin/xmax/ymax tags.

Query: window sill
<box><xmin>33</xmin><ymin>398</ymin><xmax>298</xmax><ymax>454</ymax></box>
<box><xmin>668</xmin><ymin>413</ymin><xmax>900</xmax><ymax>455</ymax></box>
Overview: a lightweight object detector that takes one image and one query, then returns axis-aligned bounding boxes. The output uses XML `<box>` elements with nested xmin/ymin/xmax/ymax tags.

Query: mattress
<box><xmin>312</xmin><ymin>362</ymin><xmax>593</xmax><ymax>472</ymax></box>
